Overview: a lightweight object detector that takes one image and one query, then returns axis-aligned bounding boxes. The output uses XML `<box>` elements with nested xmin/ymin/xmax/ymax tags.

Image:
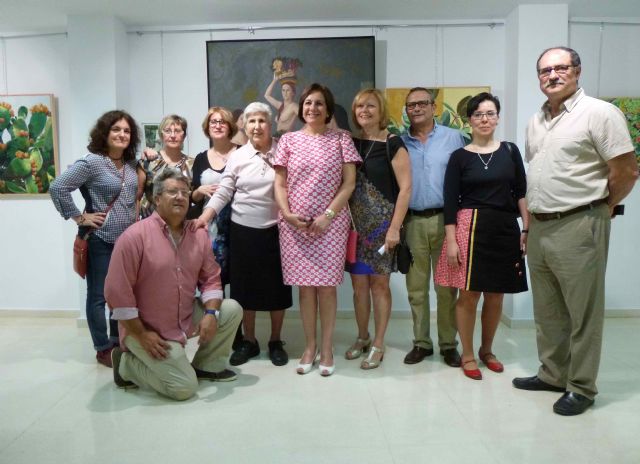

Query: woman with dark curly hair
<box><xmin>51</xmin><ymin>110</ymin><xmax>142</xmax><ymax>368</ymax></box>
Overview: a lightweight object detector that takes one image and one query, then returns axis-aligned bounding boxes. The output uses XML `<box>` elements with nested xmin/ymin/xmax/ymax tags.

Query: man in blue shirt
<box><xmin>400</xmin><ymin>87</ymin><xmax>466</xmax><ymax>367</ymax></box>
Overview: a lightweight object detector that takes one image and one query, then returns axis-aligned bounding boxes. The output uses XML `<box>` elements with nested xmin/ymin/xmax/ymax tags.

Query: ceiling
<box><xmin>1</xmin><ymin>0</ymin><xmax>639</xmax><ymax>34</ymax></box>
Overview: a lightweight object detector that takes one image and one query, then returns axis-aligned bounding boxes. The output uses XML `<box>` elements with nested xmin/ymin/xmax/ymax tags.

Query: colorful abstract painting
<box><xmin>385</xmin><ymin>87</ymin><xmax>491</xmax><ymax>142</ymax></box>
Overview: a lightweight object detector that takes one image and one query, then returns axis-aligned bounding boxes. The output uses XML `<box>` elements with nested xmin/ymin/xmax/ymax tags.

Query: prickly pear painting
<box><xmin>0</xmin><ymin>94</ymin><xmax>59</xmax><ymax>196</ymax></box>
<box><xmin>385</xmin><ymin>87</ymin><xmax>490</xmax><ymax>142</ymax></box>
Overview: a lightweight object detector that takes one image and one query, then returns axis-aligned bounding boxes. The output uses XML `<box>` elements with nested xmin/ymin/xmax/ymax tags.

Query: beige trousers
<box><xmin>119</xmin><ymin>298</ymin><xmax>242</xmax><ymax>401</ymax></box>
<box><xmin>405</xmin><ymin>213</ymin><xmax>458</xmax><ymax>351</ymax></box>
<box><xmin>528</xmin><ymin>205</ymin><xmax>610</xmax><ymax>399</ymax></box>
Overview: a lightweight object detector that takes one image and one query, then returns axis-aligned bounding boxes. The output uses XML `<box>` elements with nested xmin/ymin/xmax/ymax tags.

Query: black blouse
<box><xmin>353</xmin><ymin>135</ymin><xmax>406</xmax><ymax>204</ymax></box>
<box><xmin>443</xmin><ymin>142</ymin><xmax>526</xmax><ymax>225</ymax></box>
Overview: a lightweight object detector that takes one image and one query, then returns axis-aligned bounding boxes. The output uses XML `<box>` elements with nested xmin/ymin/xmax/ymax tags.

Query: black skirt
<box><xmin>229</xmin><ymin>221</ymin><xmax>292</xmax><ymax>311</ymax></box>
<box><xmin>436</xmin><ymin>208</ymin><xmax>528</xmax><ymax>294</ymax></box>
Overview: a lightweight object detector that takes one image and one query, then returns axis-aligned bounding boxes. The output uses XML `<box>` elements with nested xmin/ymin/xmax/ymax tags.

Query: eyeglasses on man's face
<box><xmin>405</xmin><ymin>100</ymin><xmax>433</xmax><ymax>111</ymax></box>
<box><xmin>537</xmin><ymin>64</ymin><xmax>576</xmax><ymax>79</ymax></box>
<box><xmin>163</xmin><ymin>188</ymin><xmax>190</xmax><ymax>198</ymax></box>
<box><xmin>470</xmin><ymin>111</ymin><xmax>498</xmax><ymax>120</ymax></box>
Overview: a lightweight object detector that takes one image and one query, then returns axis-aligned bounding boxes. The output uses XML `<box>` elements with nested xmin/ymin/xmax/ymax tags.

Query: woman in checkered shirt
<box><xmin>50</xmin><ymin>110</ymin><xmax>142</xmax><ymax>368</ymax></box>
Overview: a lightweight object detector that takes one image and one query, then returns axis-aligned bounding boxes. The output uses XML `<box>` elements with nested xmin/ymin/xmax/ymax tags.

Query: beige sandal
<box><xmin>345</xmin><ymin>336</ymin><xmax>371</xmax><ymax>360</ymax></box>
<box><xmin>360</xmin><ymin>345</ymin><xmax>384</xmax><ymax>370</ymax></box>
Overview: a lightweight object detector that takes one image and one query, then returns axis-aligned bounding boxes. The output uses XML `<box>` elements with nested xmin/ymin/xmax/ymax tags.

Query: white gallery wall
<box><xmin>0</xmin><ymin>18</ymin><xmax>639</xmax><ymax>320</ymax></box>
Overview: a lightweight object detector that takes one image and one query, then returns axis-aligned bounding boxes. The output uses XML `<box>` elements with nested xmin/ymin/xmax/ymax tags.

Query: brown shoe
<box><xmin>403</xmin><ymin>346</ymin><xmax>434</xmax><ymax>364</ymax></box>
<box><xmin>96</xmin><ymin>347</ymin><xmax>113</xmax><ymax>368</ymax></box>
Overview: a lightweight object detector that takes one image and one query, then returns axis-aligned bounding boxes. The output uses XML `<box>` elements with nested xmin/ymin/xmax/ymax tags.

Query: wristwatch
<box><xmin>204</xmin><ymin>309</ymin><xmax>220</xmax><ymax>320</ymax></box>
<box><xmin>324</xmin><ymin>209</ymin><xmax>336</xmax><ymax>220</ymax></box>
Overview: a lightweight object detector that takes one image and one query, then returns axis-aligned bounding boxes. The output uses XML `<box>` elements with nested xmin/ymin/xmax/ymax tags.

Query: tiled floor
<box><xmin>1</xmin><ymin>315</ymin><xmax>639</xmax><ymax>464</ymax></box>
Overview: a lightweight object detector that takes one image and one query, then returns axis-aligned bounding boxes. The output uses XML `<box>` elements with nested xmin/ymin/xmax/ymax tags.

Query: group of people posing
<box><xmin>50</xmin><ymin>46</ymin><xmax>637</xmax><ymax>416</ymax></box>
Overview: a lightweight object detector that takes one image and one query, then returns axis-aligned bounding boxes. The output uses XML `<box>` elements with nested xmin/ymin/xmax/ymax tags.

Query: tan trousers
<box><xmin>119</xmin><ymin>299</ymin><xmax>242</xmax><ymax>401</ymax></box>
<box><xmin>405</xmin><ymin>213</ymin><xmax>458</xmax><ymax>351</ymax></box>
<box><xmin>528</xmin><ymin>205</ymin><xmax>610</xmax><ymax>399</ymax></box>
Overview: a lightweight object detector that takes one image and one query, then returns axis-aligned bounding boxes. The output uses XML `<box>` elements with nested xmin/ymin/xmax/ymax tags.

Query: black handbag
<box><xmin>384</xmin><ymin>135</ymin><xmax>413</xmax><ymax>274</ymax></box>
<box><xmin>394</xmin><ymin>227</ymin><xmax>413</xmax><ymax>274</ymax></box>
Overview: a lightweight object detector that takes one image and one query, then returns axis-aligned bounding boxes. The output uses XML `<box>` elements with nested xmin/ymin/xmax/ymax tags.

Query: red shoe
<box><xmin>461</xmin><ymin>359</ymin><xmax>482</xmax><ymax>380</ymax></box>
<box><xmin>96</xmin><ymin>347</ymin><xmax>113</xmax><ymax>368</ymax></box>
<box><xmin>479</xmin><ymin>351</ymin><xmax>504</xmax><ymax>373</ymax></box>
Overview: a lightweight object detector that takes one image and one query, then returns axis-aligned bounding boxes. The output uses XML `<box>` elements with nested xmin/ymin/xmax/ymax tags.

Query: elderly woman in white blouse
<box><xmin>196</xmin><ymin>102</ymin><xmax>292</xmax><ymax>367</ymax></box>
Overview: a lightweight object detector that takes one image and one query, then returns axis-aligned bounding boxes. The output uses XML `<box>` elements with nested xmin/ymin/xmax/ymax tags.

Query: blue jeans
<box><xmin>86</xmin><ymin>235</ymin><xmax>119</xmax><ymax>351</ymax></box>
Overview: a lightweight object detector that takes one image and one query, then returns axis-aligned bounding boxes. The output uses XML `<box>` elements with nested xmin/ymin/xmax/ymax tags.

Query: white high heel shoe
<box><xmin>319</xmin><ymin>351</ymin><xmax>335</xmax><ymax>377</ymax></box>
<box><xmin>296</xmin><ymin>350</ymin><xmax>319</xmax><ymax>375</ymax></box>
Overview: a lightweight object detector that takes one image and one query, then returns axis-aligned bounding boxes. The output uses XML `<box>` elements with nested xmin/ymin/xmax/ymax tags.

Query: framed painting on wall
<box><xmin>385</xmin><ymin>86</ymin><xmax>491</xmax><ymax>142</ymax></box>
<box><xmin>0</xmin><ymin>94</ymin><xmax>59</xmax><ymax>196</ymax></box>
<box><xmin>207</xmin><ymin>36</ymin><xmax>375</xmax><ymax>136</ymax></box>
<box><xmin>142</xmin><ymin>123</ymin><xmax>162</xmax><ymax>152</ymax></box>
<box><xmin>601</xmin><ymin>97</ymin><xmax>640</xmax><ymax>166</ymax></box>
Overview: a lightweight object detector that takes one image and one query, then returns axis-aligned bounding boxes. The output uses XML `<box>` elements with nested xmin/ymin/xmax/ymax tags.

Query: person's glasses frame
<box><xmin>209</xmin><ymin>119</ymin><xmax>227</xmax><ymax>127</ymax></box>
<box><xmin>470</xmin><ymin>111</ymin><xmax>499</xmax><ymax>121</ymax></box>
<box><xmin>405</xmin><ymin>100</ymin><xmax>433</xmax><ymax>111</ymax></box>
<box><xmin>537</xmin><ymin>64</ymin><xmax>577</xmax><ymax>79</ymax></box>
<box><xmin>163</xmin><ymin>188</ymin><xmax>190</xmax><ymax>198</ymax></box>
<box><xmin>161</xmin><ymin>128</ymin><xmax>185</xmax><ymax>136</ymax></box>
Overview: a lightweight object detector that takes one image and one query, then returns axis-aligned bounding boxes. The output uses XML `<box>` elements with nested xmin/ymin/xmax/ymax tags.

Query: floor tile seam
<box><xmin>365</xmin><ymin>382</ymin><xmax>395</xmax><ymax>456</ymax></box>
<box><xmin>0</xmin><ymin>372</ymin><xmax>92</xmax><ymax>454</ymax></box>
<box><xmin>443</xmin><ymin>385</ymin><xmax>514</xmax><ymax>464</ymax></box>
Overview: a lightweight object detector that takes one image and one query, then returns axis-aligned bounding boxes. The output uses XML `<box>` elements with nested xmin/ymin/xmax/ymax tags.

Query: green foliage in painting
<box><xmin>0</xmin><ymin>101</ymin><xmax>56</xmax><ymax>194</ymax></box>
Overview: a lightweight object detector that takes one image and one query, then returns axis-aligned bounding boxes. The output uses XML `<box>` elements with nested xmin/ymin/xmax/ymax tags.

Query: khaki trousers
<box><xmin>405</xmin><ymin>213</ymin><xmax>458</xmax><ymax>351</ymax></box>
<box><xmin>119</xmin><ymin>299</ymin><xmax>242</xmax><ymax>401</ymax></box>
<box><xmin>528</xmin><ymin>205</ymin><xmax>610</xmax><ymax>399</ymax></box>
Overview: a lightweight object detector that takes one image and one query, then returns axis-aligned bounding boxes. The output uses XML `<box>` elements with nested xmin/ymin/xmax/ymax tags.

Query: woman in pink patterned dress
<box><xmin>274</xmin><ymin>83</ymin><xmax>361</xmax><ymax>377</ymax></box>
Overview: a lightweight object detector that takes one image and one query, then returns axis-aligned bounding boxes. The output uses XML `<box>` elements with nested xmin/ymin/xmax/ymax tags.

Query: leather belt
<box><xmin>409</xmin><ymin>208</ymin><xmax>443</xmax><ymax>218</ymax></box>
<box><xmin>532</xmin><ymin>198</ymin><xmax>608</xmax><ymax>222</ymax></box>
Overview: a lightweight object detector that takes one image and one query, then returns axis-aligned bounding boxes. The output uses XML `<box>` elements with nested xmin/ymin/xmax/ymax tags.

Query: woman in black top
<box><xmin>345</xmin><ymin>89</ymin><xmax>412</xmax><ymax>369</ymax></box>
<box><xmin>190</xmin><ymin>107</ymin><xmax>240</xmax><ymax>286</ymax></box>
<box><xmin>435</xmin><ymin>92</ymin><xmax>529</xmax><ymax>380</ymax></box>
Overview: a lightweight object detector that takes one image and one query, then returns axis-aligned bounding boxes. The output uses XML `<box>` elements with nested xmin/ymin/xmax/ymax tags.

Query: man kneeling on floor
<box><xmin>105</xmin><ymin>169</ymin><xmax>242</xmax><ymax>400</ymax></box>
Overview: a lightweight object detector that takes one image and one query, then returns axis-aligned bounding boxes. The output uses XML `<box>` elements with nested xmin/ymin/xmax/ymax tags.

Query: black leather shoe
<box><xmin>440</xmin><ymin>348</ymin><xmax>461</xmax><ymax>367</ymax></box>
<box><xmin>268</xmin><ymin>340</ymin><xmax>289</xmax><ymax>366</ymax></box>
<box><xmin>229</xmin><ymin>339</ymin><xmax>260</xmax><ymax>366</ymax></box>
<box><xmin>512</xmin><ymin>375</ymin><xmax>565</xmax><ymax>392</ymax></box>
<box><xmin>194</xmin><ymin>368</ymin><xmax>237</xmax><ymax>382</ymax></box>
<box><xmin>232</xmin><ymin>325</ymin><xmax>244</xmax><ymax>352</ymax></box>
<box><xmin>111</xmin><ymin>347</ymin><xmax>138</xmax><ymax>389</ymax></box>
<box><xmin>553</xmin><ymin>391</ymin><xmax>594</xmax><ymax>416</ymax></box>
<box><xmin>403</xmin><ymin>346</ymin><xmax>434</xmax><ymax>364</ymax></box>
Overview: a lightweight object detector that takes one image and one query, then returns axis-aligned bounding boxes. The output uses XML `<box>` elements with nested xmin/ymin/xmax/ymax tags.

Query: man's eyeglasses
<box><xmin>537</xmin><ymin>64</ymin><xmax>576</xmax><ymax>78</ymax></box>
<box><xmin>209</xmin><ymin>119</ymin><xmax>227</xmax><ymax>127</ymax></box>
<box><xmin>162</xmin><ymin>129</ymin><xmax>184</xmax><ymax>136</ymax></box>
<box><xmin>470</xmin><ymin>111</ymin><xmax>498</xmax><ymax>120</ymax></box>
<box><xmin>164</xmin><ymin>189</ymin><xmax>190</xmax><ymax>198</ymax></box>
<box><xmin>406</xmin><ymin>100</ymin><xmax>432</xmax><ymax>111</ymax></box>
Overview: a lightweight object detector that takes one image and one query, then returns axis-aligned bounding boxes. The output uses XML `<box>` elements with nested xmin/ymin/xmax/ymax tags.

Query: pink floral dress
<box><xmin>274</xmin><ymin>129</ymin><xmax>361</xmax><ymax>286</ymax></box>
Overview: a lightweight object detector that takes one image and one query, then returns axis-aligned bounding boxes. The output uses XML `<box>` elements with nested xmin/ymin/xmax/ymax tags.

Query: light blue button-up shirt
<box><xmin>401</xmin><ymin>122</ymin><xmax>466</xmax><ymax>209</ymax></box>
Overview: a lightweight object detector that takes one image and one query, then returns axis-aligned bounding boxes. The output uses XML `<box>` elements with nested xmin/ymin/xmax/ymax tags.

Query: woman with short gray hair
<box><xmin>196</xmin><ymin>101</ymin><xmax>292</xmax><ymax>367</ymax></box>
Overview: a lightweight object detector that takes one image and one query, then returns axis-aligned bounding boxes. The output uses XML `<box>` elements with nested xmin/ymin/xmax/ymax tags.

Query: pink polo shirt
<box><xmin>105</xmin><ymin>212</ymin><xmax>223</xmax><ymax>348</ymax></box>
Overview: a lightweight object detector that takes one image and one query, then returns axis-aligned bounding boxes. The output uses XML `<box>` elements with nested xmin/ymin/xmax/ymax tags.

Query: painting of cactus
<box><xmin>385</xmin><ymin>87</ymin><xmax>491</xmax><ymax>142</ymax></box>
<box><xmin>0</xmin><ymin>94</ymin><xmax>59</xmax><ymax>196</ymax></box>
